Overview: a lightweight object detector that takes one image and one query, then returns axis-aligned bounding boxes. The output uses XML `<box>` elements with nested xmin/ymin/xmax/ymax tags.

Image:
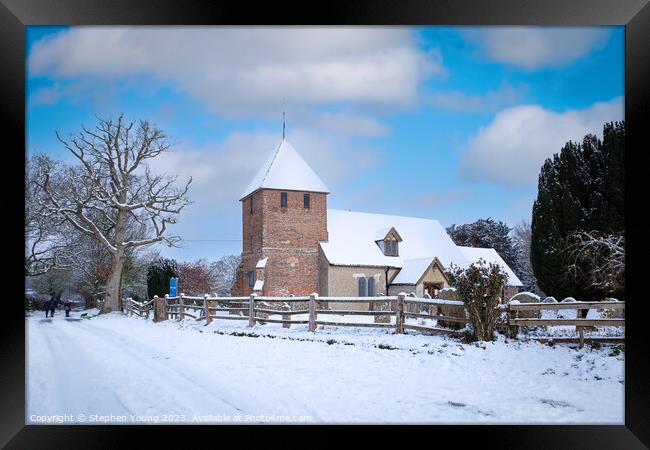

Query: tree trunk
<box><xmin>104</xmin><ymin>207</ymin><xmax>128</xmax><ymax>313</ymax></box>
<box><xmin>104</xmin><ymin>252</ymin><xmax>125</xmax><ymax>312</ymax></box>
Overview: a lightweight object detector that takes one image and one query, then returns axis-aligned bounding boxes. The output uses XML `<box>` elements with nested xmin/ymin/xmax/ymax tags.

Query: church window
<box><xmin>358</xmin><ymin>277</ymin><xmax>366</xmax><ymax>297</ymax></box>
<box><xmin>281</xmin><ymin>192</ymin><xmax>287</xmax><ymax>208</ymax></box>
<box><xmin>367</xmin><ymin>277</ymin><xmax>375</xmax><ymax>296</ymax></box>
<box><xmin>304</xmin><ymin>193</ymin><xmax>310</xmax><ymax>209</ymax></box>
<box><xmin>248</xmin><ymin>271</ymin><xmax>255</xmax><ymax>288</ymax></box>
<box><xmin>384</xmin><ymin>238</ymin><xmax>398</xmax><ymax>256</ymax></box>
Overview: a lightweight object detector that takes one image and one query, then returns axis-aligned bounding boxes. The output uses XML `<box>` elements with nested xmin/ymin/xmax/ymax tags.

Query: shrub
<box><xmin>450</xmin><ymin>259</ymin><xmax>508</xmax><ymax>341</ymax></box>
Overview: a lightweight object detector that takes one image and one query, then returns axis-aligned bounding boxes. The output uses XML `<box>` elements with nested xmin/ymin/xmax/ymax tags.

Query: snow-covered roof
<box><xmin>240</xmin><ymin>139</ymin><xmax>329</xmax><ymax>200</ymax></box>
<box><xmin>319</xmin><ymin>209</ymin><xmax>522</xmax><ymax>287</ymax></box>
<box><xmin>373</xmin><ymin>227</ymin><xmax>393</xmax><ymax>241</ymax></box>
<box><xmin>320</xmin><ymin>209</ymin><xmax>468</xmax><ymax>269</ymax></box>
<box><xmin>373</xmin><ymin>226</ymin><xmax>402</xmax><ymax>241</ymax></box>
<box><xmin>256</xmin><ymin>257</ymin><xmax>268</xmax><ymax>269</ymax></box>
<box><xmin>253</xmin><ymin>279</ymin><xmax>265</xmax><ymax>291</ymax></box>
<box><xmin>391</xmin><ymin>257</ymin><xmax>436</xmax><ymax>284</ymax></box>
<box><xmin>457</xmin><ymin>246</ymin><xmax>523</xmax><ymax>287</ymax></box>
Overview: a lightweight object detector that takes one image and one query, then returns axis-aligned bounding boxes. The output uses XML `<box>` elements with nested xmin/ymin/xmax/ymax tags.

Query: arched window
<box><xmin>367</xmin><ymin>277</ymin><xmax>375</xmax><ymax>296</ymax></box>
<box><xmin>358</xmin><ymin>277</ymin><xmax>366</xmax><ymax>297</ymax></box>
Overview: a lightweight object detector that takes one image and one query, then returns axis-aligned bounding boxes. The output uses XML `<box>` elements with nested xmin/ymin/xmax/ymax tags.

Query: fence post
<box><xmin>578</xmin><ymin>326</ymin><xmax>585</xmax><ymax>348</ymax></box>
<box><xmin>281</xmin><ymin>303</ymin><xmax>291</xmax><ymax>329</ymax></box>
<box><xmin>507</xmin><ymin>304</ymin><xmax>519</xmax><ymax>339</ymax></box>
<box><xmin>204</xmin><ymin>294</ymin><xmax>211</xmax><ymax>324</ymax></box>
<box><xmin>154</xmin><ymin>295</ymin><xmax>167</xmax><ymax>322</ymax></box>
<box><xmin>179</xmin><ymin>293</ymin><xmax>185</xmax><ymax>321</ymax></box>
<box><xmin>396</xmin><ymin>293</ymin><xmax>405</xmax><ymax>334</ymax></box>
<box><xmin>309</xmin><ymin>293</ymin><xmax>318</xmax><ymax>332</ymax></box>
<box><xmin>249</xmin><ymin>293</ymin><xmax>256</xmax><ymax>327</ymax></box>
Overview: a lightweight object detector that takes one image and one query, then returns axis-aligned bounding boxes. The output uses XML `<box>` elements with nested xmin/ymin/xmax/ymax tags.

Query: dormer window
<box><xmin>375</xmin><ymin>226</ymin><xmax>402</xmax><ymax>257</ymax></box>
<box><xmin>384</xmin><ymin>238</ymin><xmax>398</xmax><ymax>256</ymax></box>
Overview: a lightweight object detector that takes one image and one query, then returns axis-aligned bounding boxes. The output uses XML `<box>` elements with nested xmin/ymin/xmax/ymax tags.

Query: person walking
<box><xmin>64</xmin><ymin>299</ymin><xmax>72</xmax><ymax>317</ymax></box>
<box><xmin>45</xmin><ymin>297</ymin><xmax>56</xmax><ymax>318</ymax></box>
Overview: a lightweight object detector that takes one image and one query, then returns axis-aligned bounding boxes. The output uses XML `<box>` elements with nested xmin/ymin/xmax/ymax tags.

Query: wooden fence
<box><xmin>124</xmin><ymin>297</ymin><xmax>154</xmax><ymax>318</ymax></box>
<box><xmin>129</xmin><ymin>293</ymin><xmax>625</xmax><ymax>347</ymax></box>
<box><xmin>504</xmin><ymin>300</ymin><xmax>625</xmax><ymax>347</ymax></box>
<box><xmin>141</xmin><ymin>293</ymin><xmax>470</xmax><ymax>336</ymax></box>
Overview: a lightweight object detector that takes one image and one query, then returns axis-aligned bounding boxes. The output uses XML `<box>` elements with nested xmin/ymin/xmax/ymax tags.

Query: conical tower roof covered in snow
<box><xmin>239</xmin><ymin>139</ymin><xmax>330</xmax><ymax>200</ymax></box>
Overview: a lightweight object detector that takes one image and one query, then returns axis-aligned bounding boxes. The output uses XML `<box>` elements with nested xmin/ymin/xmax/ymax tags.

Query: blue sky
<box><xmin>26</xmin><ymin>26</ymin><xmax>624</xmax><ymax>262</ymax></box>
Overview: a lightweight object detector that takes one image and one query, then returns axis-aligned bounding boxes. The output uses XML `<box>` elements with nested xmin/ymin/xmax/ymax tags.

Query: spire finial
<box><xmin>282</xmin><ymin>109</ymin><xmax>286</xmax><ymax>139</ymax></box>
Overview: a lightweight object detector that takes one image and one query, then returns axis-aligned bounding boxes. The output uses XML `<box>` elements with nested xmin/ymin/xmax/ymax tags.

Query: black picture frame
<box><xmin>2</xmin><ymin>0</ymin><xmax>648</xmax><ymax>447</ymax></box>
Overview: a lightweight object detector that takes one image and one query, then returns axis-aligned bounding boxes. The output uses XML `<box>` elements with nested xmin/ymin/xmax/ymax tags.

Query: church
<box><xmin>231</xmin><ymin>138</ymin><xmax>522</xmax><ymax>299</ymax></box>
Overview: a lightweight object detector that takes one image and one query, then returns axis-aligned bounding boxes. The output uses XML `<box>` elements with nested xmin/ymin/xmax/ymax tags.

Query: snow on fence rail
<box><xmin>505</xmin><ymin>300</ymin><xmax>625</xmax><ymax>348</ymax></box>
<box><xmin>133</xmin><ymin>293</ymin><xmax>624</xmax><ymax>345</ymax></box>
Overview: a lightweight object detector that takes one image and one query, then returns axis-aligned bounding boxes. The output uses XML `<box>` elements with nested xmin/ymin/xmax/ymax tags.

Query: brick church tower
<box><xmin>231</xmin><ymin>139</ymin><xmax>329</xmax><ymax>296</ymax></box>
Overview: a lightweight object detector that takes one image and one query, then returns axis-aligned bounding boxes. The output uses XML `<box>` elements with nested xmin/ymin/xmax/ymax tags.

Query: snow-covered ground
<box><xmin>26</xmin><ymin>310</ymin><xmax>624</xmax><ymax>424</ymax></box>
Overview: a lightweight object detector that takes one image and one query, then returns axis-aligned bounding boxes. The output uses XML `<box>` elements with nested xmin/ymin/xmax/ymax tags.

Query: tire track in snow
<box><xmin>68</xmin><ymin>319</ymin><xmax>253</xmax><ymax>417</ymax></box>
<box><xmin>26</xmin><ymin>319</ymin><xmax>65</xmax><ymax>419</ymax></box>
<box><xmin>39</xmin><ymin>318</ymin><xmax>134</xmax><ymax>419</ymax></box>
<box><xmin>86</xmin><ymin>318</ymin><xmax>324</xmax><ymax>421</ymax></box>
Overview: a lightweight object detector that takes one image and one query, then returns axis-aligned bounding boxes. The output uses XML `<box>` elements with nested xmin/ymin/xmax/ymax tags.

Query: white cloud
<box><xmin>459</xmin><ymin>97</ymin><xmax>624</xmax><ymax>186</ymax></box>
<box><xmin>29</xmin><ymin>27</ymin><xmax>445</xmax><ymax>116</ymax></box>
<box><xmin>463</xmin><ymin>27</ymin><xmax>610</xmax><ymax>70</ymax></box>
<box><xmin>428</xmin><ymin>82</ymin><xmax>529</xmax><ymax>113</ymax></box>
<box><xmin>29</xmin><ymin>78</ymin><xmax>117</xmax><ymax>108</ymax></box>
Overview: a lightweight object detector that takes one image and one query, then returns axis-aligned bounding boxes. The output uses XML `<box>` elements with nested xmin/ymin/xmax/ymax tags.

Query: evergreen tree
<box><xmin>146</xmin><ymin>258</ymin><xmax>179</xmax><ymax>300</ymax></box>
<box><xmin>446</xmin><ymin>218</ymin><xmax>522</xmax><ymax>280</ymax></box>
<box><xmin>531</xmin><ymin>121</ymin><xmax>624</xmax><ymax>300</ymax></box>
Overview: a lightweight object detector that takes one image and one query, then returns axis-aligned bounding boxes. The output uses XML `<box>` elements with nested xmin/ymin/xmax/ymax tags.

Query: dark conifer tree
<box><xmin>146</xmin><ymin>258</ymin><xmax>179</xmax><ymax>300</ymax></box>
<box><xmin>531</xmin><ymin>121</ymin><xmax>624</xmax><ymax>300</ymax></box>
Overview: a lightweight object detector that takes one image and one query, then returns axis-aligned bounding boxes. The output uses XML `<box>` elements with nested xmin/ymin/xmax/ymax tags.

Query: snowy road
<box><xmin>26</xmin><ymin>312</ymin><xmax>624</xmax><ymax>424</ymax></box>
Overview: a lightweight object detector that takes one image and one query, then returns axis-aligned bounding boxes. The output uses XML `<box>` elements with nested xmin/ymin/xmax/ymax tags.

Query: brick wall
<box><xmin>232</xmin><ymin>188</ymin><xmax>328</xmax><ymax>296</ymax></box>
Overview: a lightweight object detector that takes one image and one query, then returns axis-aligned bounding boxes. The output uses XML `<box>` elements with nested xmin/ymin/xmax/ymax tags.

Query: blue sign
<box><xmin>170</xmin><ymin>277</ymin><xmax>178</xmax><ymax>297</ymax></box>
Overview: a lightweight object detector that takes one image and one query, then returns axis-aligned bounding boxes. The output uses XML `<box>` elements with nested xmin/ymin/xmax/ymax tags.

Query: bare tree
<box><xmin>34</xmin><ymin>114</ymin><xmax>192</xmax><ymax>311</ymax></box>
<box><xmin>211</xmin><ymin>254</ymin><xmax>241</xmax><ymax>296</ymax></box>
<box><xmin>178</xmin><ymin>259</ymin><xmax>217</xmax><ymax>296</ymax></box>
<box><xmin>25</xmin><ymin>154</ymin><xmax>75</xmax><ymax>276</ymax></box>
<box><xmin>565</xmin><ymin>230</ymin><xmax>625</xmax><ymax>298</ymax></box>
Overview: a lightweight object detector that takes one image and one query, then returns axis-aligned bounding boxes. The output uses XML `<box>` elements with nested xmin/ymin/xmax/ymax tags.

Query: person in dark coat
<box><xmin>64</xmin><ymin>299</ymin><xmax>72</xmax><ymax>317</ymax></box>
<box><xmin>45</xmin><ymin>297</ymin><xmax>56</xmax><ymax>318</ymax></box>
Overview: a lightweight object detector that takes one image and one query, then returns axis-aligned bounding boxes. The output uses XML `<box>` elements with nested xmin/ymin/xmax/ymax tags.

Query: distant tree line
<box><xmin>446</xmin><ymin>218</ymin><xmax>542</xmax><ymax>296</ymax></box>
<box><xmin>145</xmin><ymin>255</ymin><xmax>241</xmax><ymax>300</ymax></box>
